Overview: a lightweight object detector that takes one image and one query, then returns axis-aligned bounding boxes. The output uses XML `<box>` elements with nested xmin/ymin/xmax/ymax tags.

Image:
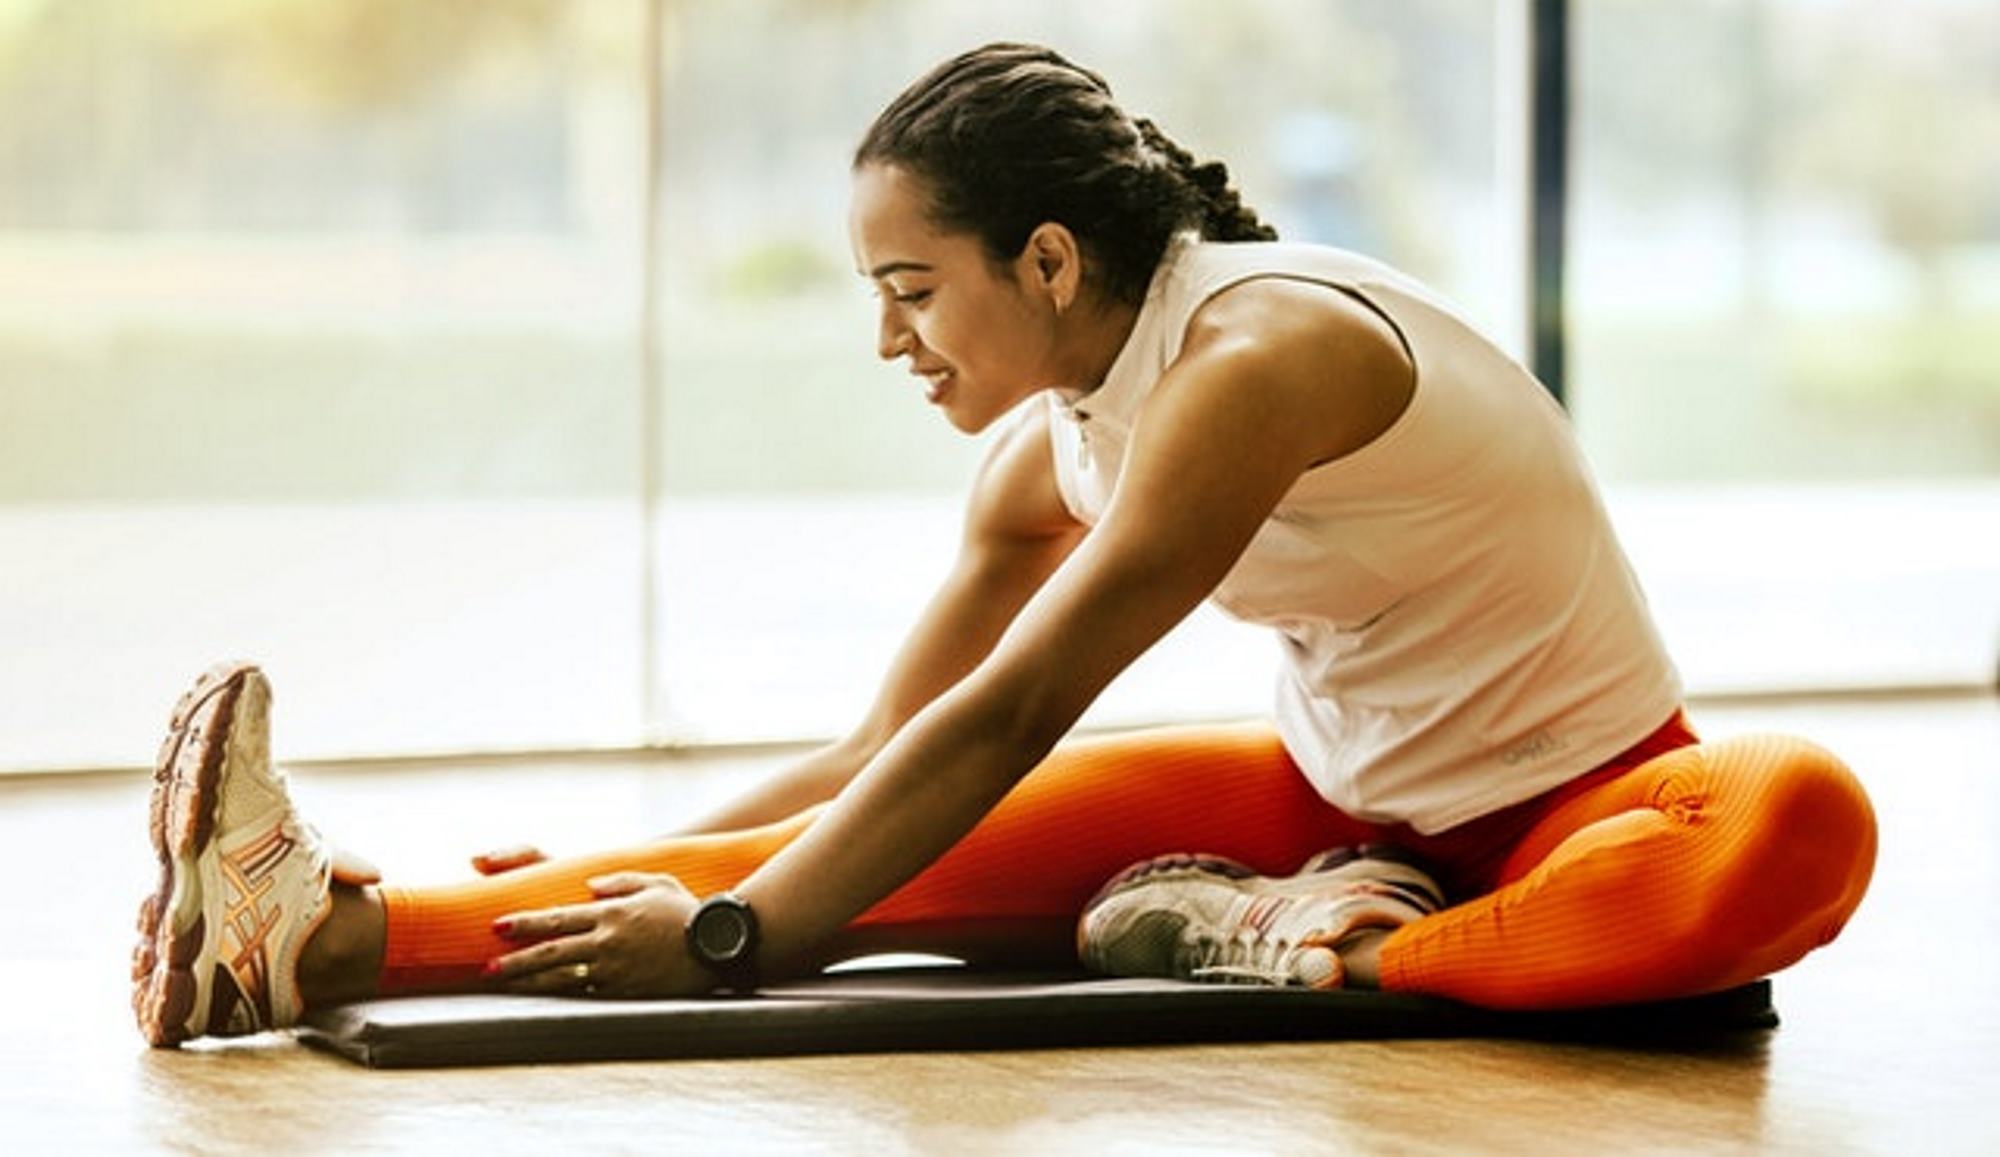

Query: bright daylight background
<box><xmin>1</xmin><ymin>0</ymin><xmax>1994</xmax><ymax>772</ymax></box>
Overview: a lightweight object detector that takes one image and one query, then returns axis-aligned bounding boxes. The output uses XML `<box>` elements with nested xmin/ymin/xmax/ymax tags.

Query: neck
<box><xmin>1051</xmin><ymin>292</ymin><xmax>1142</xmax><ymax>395</ymax></box>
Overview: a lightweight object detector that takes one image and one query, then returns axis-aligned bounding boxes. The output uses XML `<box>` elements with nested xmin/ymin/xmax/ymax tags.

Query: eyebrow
<box><xmin>864</xmin><ymin>260</ymin><xmax>934</xmax><ymax>279</ymax></box>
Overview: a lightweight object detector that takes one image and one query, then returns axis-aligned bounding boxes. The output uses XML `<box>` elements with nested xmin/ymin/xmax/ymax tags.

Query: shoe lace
<box><xmin>1183</xmin><ymin>929</ymin><xmax>1322</xmax><ymax>986</ymax></box>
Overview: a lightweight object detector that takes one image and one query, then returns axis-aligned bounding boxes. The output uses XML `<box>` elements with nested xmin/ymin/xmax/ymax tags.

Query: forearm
<box><xmin>733</xmin><ymin>684</ymin><xmax>1057</xmax><ymax>976</ymax></box>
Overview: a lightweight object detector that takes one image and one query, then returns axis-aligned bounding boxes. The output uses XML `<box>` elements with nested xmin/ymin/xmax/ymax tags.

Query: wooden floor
<box><xmin>2</xmin><ymin>693</ymin><xmax>1993</xmax><ymax>1154</ymax></box>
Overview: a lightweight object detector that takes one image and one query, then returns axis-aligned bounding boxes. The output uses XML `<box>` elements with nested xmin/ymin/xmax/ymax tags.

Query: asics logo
<box><xmin>219</xmin><ymin>819</ymin><xmax>296</xmax><ymax>1028</ymax></box>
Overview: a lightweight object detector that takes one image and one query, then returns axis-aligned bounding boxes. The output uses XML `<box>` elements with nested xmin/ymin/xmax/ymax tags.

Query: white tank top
<box><xmin>1046</xmin><ymin>239</ymin><xmax>1682</xmax><ymax>834</ymax></box>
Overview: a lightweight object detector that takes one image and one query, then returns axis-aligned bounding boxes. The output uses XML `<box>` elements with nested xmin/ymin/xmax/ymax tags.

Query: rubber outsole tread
<box><xmin>1082</xmin><ymin>852</ymin><xmax>1258</xmax><ymax>913</ymax></box>
<box><xmin>131</xmin><ymin>661</ymin><xmax>259</xmax><ymax>1048</ymax></box>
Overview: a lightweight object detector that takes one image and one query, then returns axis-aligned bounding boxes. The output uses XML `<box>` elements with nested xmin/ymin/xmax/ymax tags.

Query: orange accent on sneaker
<box><xmin>131</xmin><ymin>662</ymin><xmax>332</xmax><ymax>1048</ymax></box>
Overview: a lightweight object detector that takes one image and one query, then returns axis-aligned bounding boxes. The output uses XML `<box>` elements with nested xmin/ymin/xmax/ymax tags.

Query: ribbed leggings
<box><xmin>379</xmin><ymin>713</ymin><xmax>1876</xmax><ymax>1009</ymax></box>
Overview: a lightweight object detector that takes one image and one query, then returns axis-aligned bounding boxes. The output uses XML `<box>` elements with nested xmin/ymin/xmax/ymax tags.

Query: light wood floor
<box><xmin>2</xmin><ymin>694</ymin><xmax>1993</xmax><ymax>1154</ymax></box>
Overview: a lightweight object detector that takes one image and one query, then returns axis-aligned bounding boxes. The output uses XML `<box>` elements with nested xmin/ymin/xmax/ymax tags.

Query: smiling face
<box><xmin>849</xmin><ymin>163</ymin><xmax>1065</xmax><ymax>433</ymax></box>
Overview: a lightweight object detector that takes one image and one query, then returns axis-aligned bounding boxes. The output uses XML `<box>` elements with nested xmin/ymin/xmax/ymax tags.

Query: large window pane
<box><xmin>3</xmin><ymin>0</ymin><xmax>1526</xmax><ymax>768</ymax></box>
<box><xmin>1573</xmin><ymin>0</ymin><xmax>2000</xmax><ymax>693</ymax></box>
<box><xmin>0</xmin><ymin>1</ymin><xmax>648</xmax><ymax>769</ymax></box>
<box><xmin>652</xmin><ymin>0</ymin><xmax>1513</xmax><ymax>740</ymax></box>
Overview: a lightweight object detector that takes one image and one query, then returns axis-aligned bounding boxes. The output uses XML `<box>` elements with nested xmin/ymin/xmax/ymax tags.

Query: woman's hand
<box><xmin>470</xmin><ymin>844</ymin><xmax>548</xmax><ymax>875</ymax></box>
<box><xmin>486</xmin><ymin>872</ymin><xmax>715</xmax><ymax>999</ymax></box>
<box><xmin>329</xmin><ymin>844</ymin><xmax>383</xmax><ymax>887</ymax></box>
<box><xmin>332</xmin><ymin>841</ymin><xmax>549</xmax><ymax>885</ymax></box>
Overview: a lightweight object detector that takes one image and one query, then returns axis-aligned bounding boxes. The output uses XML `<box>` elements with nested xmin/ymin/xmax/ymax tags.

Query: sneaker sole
<box><xmin>1081</xmin><ymin>852</ymin><xmax>1260</xmax><ymax>915</ymax></box>
<box><xmin>1076</xmin><ymin>853</ymin><xmax>1264</xmax><ymax>967</ymax></box>
<box><xmin>131</xmin><ymin>661</ymin><xmax>259</xmax><ymax>1048</ymax></box>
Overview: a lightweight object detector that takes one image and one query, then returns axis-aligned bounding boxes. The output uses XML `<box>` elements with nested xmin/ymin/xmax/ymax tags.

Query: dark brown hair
<box><xmin>855</xmin><ymin>42</ymin><xmax>1276</xmax><ymax>304</ymax></box>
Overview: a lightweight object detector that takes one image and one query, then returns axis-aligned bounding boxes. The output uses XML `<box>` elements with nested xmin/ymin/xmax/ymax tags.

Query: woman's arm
<box><xmin>738</xmin><ymin>280</ymin><xmax>1415</xmax><ymax>975</ymax></box>
<box><xmin>682</xmin><ymin>404</ymin><xmax>1086</xmax><ymax>834</ymax></box>
<box><xmin>489</xmin><ymin>280</ymin><xmax>1411</xmax><ymax>994</ymax></box>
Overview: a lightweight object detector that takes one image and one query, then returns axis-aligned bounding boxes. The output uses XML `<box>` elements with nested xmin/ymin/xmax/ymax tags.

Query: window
<box><xmin>1572</xmin><ymin>0</ymin><xmax>2000</xmax><ymax>692</ymax></box>
<box><xmin>650</xmin><ymin>0</ymin><xmax>1514</xmax><ymax>739</ymax></box>
<box><xmin>24</xmin><ymin>2</ymin><xmax>1977</xmax><ymax>772</ymax></box>
<box><xmin>0</xmin><ymin>1</ymin><xmax>648</xmax><ymax>768</ymax></box>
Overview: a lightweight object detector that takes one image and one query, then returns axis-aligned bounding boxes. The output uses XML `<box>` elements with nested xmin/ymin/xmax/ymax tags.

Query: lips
<box><xmin>911</xmin><ymin>364</ymin><xmax>954</xmax><ymax>403</ymax></box>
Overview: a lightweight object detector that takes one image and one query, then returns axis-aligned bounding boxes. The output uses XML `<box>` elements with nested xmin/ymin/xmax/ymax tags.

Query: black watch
<box><xmin>684</xmin><ymin>892</ymin><xmax>761</xmax><ymax>992</ymax></box>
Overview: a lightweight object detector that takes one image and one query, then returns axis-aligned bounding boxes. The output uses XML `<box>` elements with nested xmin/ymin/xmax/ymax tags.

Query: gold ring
<box><xmin>569</xmin><ymin>962</ymin><xmax>591</xmax><ymax>982</ymax></box>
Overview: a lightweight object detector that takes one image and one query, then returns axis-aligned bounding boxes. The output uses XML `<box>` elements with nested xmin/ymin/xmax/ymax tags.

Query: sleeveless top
<box><xmin>1044</xmin><ymin>239</ymin><xmax>1682</xmax><ymax>834</ymax></box>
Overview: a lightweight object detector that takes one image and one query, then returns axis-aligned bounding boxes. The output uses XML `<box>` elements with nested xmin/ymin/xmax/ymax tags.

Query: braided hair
<box><xmin>855</xmin><ymin>43</ymin><xmax>1276</xmax><ymax>305</ymax></box>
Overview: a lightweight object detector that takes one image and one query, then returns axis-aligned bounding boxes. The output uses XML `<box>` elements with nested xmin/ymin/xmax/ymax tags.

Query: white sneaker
<box><xmin>131</xmin><ymin>662</ymin><xmax>333</xmax><ymax>1047</ymax></box>
<box><xmin>1077</xmin><ymin>847</ymin><xmax>1446</xmax><ymax>990</ymax></box>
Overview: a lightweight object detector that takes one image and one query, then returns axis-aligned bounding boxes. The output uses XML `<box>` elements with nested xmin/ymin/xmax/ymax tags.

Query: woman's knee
<box><xmin>1702</xmin><ymin>734</ymin><xmax>1878</xmax><ymax>947</ymax></box>
<box><xmin>1730</xmin><ymin>735</ymin><xmax>1874</xmax><ymax>854</ymax></box>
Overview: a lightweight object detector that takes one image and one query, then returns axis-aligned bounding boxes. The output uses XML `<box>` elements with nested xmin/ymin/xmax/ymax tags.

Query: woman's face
<box><xmin>849</xmin><ymin>163</ymin><xmax>1060</xmax><ymax>433</ymax></box>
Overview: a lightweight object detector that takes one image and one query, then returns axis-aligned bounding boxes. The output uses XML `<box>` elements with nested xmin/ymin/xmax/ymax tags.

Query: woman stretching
<box><xmin>132</xmin><ymin>43</ymin><xmax>1875</xmax><ymax>1046</ymax></box>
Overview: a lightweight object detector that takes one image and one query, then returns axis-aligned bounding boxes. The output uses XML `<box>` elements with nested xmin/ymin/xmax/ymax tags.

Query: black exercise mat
<box><xmin>299</xmin><ymin>969</ymin><xmax>1777</xmax><ymax>1068</ymax></box>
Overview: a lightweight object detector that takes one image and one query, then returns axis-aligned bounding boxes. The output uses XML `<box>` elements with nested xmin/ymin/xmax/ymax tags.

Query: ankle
<box><xmin>1337</xmin><ymin>928</ymin><xmax>1389</xmax><ymax>989</ymax></box>
<box><xmin>298</xmin><ymin>884</ymin><xmax>387</xmax><ymax>1009</ymax></box>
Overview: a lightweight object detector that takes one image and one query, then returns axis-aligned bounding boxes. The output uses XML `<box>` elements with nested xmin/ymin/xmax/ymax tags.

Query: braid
<box><xmin>1133</xmin><ymin>118</ymin><xmax>1278</xmax><ymax>243</ymax></box>
<box><xmin>857</xmin><ymin>43</ymin><xmax>1276</xmax><ymax>304</ymax></box>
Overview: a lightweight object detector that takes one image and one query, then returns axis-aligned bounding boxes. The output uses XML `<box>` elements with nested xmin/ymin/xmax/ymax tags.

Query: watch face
<box><xmin>693</xmin><ymin>902</ymin><xmax>752</xmax><ymax>963</ymax></box>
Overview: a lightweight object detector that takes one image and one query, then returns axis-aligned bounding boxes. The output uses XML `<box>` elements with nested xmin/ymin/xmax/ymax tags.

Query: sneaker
<box><xmin>131</xmin><ymin>661</ymin><xmax>333</xmax><ymax>1047</ymax></box>
<box><xmin>1077</xmin><ymin>846</ymin><xmax>1446</xmax><ymax>990</ymax></box>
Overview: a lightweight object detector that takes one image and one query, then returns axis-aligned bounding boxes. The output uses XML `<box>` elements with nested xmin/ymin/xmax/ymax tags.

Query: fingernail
<box><xmin>480</xmin><ymin>959</ymin><xmax>500</xmax><ymax>978</ymax></box>
<box><xmin>492</xmin><ymin>918</ymin><xmax>514</xmax><ymax>936</ymax></box>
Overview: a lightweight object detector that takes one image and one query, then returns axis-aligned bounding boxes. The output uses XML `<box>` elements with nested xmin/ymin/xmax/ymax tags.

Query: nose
<box><xmin>876</xmin><ymin>299</ymin><xmax>912</xmax><ymax>362</ymax></box>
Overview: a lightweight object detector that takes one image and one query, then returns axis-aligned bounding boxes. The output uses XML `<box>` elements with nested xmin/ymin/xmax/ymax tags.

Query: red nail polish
<box><xmin>481</xmin><ymin>959</ymin><xmax>501</xmax><ymax>978</ymax></box>
<box><xmin>493</xmin><ymin>918</ymin><xmax>514</xmax><ymax>936</ymax></box>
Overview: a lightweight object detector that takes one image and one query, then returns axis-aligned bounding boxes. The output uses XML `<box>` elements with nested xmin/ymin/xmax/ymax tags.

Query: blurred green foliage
<box><xmin>720</xmin><ymin>240</ymin><xmax>845</xmax><ymax>300</ymax></box>
<box><xmin>0</xmin><ymin>0</ymin><xmax>1994</xmax><ymax>504</ymax></box>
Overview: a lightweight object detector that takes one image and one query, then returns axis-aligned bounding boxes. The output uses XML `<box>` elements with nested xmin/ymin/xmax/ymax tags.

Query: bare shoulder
<box><xmin>964</xmin><ymin>402</ymin><xmax>1083</xmax><ymax>545</ymax></box>
<box><xmin>1171</xmin><ymin>277</ymin><xmax>1415</xmax><ymax>467</ymax></box>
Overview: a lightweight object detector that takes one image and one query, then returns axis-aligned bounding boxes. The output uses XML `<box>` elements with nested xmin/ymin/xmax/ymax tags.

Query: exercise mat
<box><xmin>300</xmin><ymin>968</ymin><xmax>1777</xmax><ymax>1069</ymax></box>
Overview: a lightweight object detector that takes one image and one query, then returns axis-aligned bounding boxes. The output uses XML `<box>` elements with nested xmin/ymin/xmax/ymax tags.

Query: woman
<box><xmin>132</xmin><ymin>43</ymin><xmax>1875</xmax><ymax>1047</ymax></box>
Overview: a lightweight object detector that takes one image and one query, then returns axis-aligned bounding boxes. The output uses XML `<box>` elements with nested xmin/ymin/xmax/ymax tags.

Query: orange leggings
<box><xmin>378</xmin><ymin>714</ymin><xmax>1877</xmax><ymax>1009</ymax></box>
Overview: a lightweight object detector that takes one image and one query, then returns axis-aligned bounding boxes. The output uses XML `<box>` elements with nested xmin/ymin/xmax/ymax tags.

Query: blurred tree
<box><xmin>1577</xmin><ymin>0</ymin><xmax>1752</xmax><ymax>205</ymax></box>
<box><xmin>153</xmin><ymin>0</ymin><xmax>563</xmax><ymax>114</ymax></box>
<box><xmin>1150</xmin><ymin>0</ymin><xmax>1490</xmax><ymax>282</ymax></box>
<box><xmin>0</xmin><ymin>0</ymin><xmax>598</xmax><ymax>233</ymax></box>
<box><xmin>1784</xmin><ymin>4</ymin><xmax>2000</xmax><ymax>317</ymax></box>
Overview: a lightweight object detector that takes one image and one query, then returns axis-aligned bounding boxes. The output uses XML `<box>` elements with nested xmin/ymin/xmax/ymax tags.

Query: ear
<box><xmin>1018</xmin><ymin>222</ymin><xmax>1083</xmax><ymax>315</ymax></box>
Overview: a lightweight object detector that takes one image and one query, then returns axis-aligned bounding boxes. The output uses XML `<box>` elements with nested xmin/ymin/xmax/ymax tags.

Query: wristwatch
<box><xmin>684</xmin><ymin>892</ymin><xmax>761</xmax><ymax>992</ymax></box>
